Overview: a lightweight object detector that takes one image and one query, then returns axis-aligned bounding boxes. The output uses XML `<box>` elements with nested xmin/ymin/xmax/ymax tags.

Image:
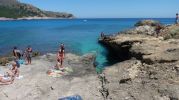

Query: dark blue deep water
<box><xmin>0</xmin><ymin>18</ymin><xmax>175</xmax><ymax>67</ymax></box>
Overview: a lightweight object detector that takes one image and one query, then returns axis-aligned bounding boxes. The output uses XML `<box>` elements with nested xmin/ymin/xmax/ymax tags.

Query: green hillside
<box><xmin>0</xmin><ymin>0</ymin><xmax>74</xmax><ymax>19</ymax></box>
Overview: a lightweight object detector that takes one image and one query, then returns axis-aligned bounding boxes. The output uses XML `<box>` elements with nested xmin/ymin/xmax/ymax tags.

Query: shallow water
<box><xmin>0</xmin><ymin>18</ymin><xmax>175</xmax><ymax>67</ymax></box>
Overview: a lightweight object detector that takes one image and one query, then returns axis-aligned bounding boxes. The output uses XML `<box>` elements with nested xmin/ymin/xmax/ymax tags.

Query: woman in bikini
<box><xmin>56</xmin><ymin>44</ymin><xmax>65</xmax><ymax>69</ymax></box>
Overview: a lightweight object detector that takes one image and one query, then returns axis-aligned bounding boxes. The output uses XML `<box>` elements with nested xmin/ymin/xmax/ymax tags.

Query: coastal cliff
<box><xmin>0</xmin><ymin>0</ymin><xmax>74</xmax><ymax>19</ymax></box>
<box><xmin>98</xmin><ymin>20</ymin><xmax>179</xmax><ymax>100</ymax></box>
<box><xmin>99</xmin><ymin>20</ymin><xmax>179</xmax><ymax>63</ymax></box>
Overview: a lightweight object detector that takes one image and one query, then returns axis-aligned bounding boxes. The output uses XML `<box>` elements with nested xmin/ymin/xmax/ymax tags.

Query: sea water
<box><xmin>0</xmin><ymin>18</ymin><xmax>175</xmax><ymax>67</ymax></box>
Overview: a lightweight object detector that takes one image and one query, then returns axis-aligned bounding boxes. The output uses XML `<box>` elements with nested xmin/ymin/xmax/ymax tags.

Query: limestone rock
<box><xmin>135</xmin><ymin>20</ymin><xmax>160</xmax><ymax>27</ymax></box>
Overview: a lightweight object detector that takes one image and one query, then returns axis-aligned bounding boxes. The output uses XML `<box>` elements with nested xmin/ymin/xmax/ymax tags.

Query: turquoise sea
<box><xmin>0</xmin><ymin>18</ymin><xmax>175</xmax><ymax>67</ymax></box>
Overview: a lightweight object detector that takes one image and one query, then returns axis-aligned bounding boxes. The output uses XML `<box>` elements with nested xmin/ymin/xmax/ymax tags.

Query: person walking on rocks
<box><xmin>176</xmin><ymin>13</ymin><xmax>179</xmax><ymax>24</ymax></box>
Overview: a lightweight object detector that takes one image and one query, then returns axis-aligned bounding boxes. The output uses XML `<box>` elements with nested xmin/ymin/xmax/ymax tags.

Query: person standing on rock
<box><xmin>56</xmin><ymin>43</ymin><xmax>65</xmax><ymax>69</ymax></box>
<box><xmin>25</xmin><ymin>45</ymin><xmax>32</xmax><ymax>64</ymax></box>
<box><xmin>155</xmin><ymin>24</ymin><xmax>162</xmax><ymax>38</ymax></box>
<box><xmin>101</xmin><ymin>32</ymin><xmax>105</xmax><ymax>38</ymax></box>
<box><xmin>176</xmin><ymin>13</ymin><xmax>179</xmax><ymax>24</ymax></box>
<box><xmin>13</xmin><ymin>46</ymin><xmax>22</xmax><ymax>59</ymax></box>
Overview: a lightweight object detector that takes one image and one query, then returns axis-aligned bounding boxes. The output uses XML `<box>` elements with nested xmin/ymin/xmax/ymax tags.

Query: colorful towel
<box><xmin>18</xmin><ymin>60</ymin><xmax>25</xmax><ymax>65</ymax></box>
<box><xmin>47</xmin><ymin>67</ymin><xmax>73</xmax><ymax>78</ymax></box>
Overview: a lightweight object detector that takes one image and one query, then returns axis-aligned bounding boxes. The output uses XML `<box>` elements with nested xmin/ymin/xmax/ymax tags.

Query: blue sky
<box><xmin>20</xmin><ymin>0</ymin><xmax>179</xmax><ymax>18</ymax></box>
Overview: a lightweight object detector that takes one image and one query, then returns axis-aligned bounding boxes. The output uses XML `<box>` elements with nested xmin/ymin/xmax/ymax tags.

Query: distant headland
<box><xmin>0</xmin><ymin>0</ymin><xmax>74</xmax><ymax>20</ymax></box>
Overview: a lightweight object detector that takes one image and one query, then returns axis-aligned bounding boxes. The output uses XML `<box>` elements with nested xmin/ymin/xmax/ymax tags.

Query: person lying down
<box><xmin>0</xmin><ymin>74</ymin><xmax>14</xmax><ymax>85</ymax></box>
<box><xmin>0</xmin><ymin>62</ymin><xmax>19</xmax><ymax>85</ymax></box>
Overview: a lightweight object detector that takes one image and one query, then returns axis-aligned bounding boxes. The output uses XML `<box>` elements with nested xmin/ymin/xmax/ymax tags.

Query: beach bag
<box><xmin>18</xmin><ymin>59</ymin><xmax>24</xmax><ymax>65</ymax></box>
<box><xmin>58</xmin><ymin>95</ymin><xmax>82</xmax><ymax>100</ymax></box>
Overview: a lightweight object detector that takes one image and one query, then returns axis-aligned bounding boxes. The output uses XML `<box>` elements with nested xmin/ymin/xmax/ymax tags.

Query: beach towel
<box><xmin>16</xmin><ymin>75</ymin><xmax>23</xmax><ymax>79</ymax></box>
<box><xmin>18</xmin><ymin>59</ymin><xmax>25</xmax><ymax>65</ymax></box>
<box><xmin>58</xmin><ymin>95</ymin><xmax>82</xmax><ymax>100</ymax></box>
<box><xmin>2</xmin><ymin>76</ymin><xmax>11</xmax><ymax>80</ymax></box>
<box><xmin>1</xmin><ymin>75</ymin><xmax>23</xmax><ymax>80</ymax></box>
<box><xmin>47</xmin><ymin>67</ymin><xmax>73</xmax><ymax>78</ymax></box>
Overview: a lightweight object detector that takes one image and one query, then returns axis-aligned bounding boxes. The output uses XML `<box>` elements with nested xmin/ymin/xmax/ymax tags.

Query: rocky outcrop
<box><xmin>123</xmin><ymin>20</ymin><xmax>179</xmax><ymax>40</ymax></box>
<box><xmin>102</xmin><ymin>60</ymin><xmax>179</xmax><ymax>100</ymax></box>
<box><xmin>125</xmin><ymin>25</ymin><xmax>156</xmax><ymax>36</ymax></box>
<box><xmin>99</xmin><ymin>20</ymin><xmax>179</xmax><ymax>64</ymax></box>
<box><xmin>135</xmin><ymin>20</ymin><xmax>160</xmax><ymax>27</ymax></box>
<box><xmin>160</xmin><ymin>25</ymin><xmax>179</xmax><ymax>39</ymax></box>
<box><xmin>98</xmin><ymin>20</ymin><xmax>179</xmax><ymax>100</ymax></box>
<box><xmin>100</xmin><ymin>34</ymin><xmax>179</xmax><ymax>64</ymax></box>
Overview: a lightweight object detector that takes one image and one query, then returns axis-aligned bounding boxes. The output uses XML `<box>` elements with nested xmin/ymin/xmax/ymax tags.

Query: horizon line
<box><xmin>75</xmin><ymin>17</ymin><xmax>175</xmax><ymax>19</ymax></box>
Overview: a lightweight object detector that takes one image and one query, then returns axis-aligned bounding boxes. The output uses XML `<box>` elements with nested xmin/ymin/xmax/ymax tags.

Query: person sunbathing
<box><xmin>0</xmin><ymin>75</ymin><xmax>14</xmax><ymax>85</ymax></box>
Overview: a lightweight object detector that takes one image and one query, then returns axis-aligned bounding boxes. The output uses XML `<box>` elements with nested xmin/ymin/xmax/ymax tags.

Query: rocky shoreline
<box><xmin>98</xmin><ymin>20</ymin><xmax>179</xmax><ymax>100</ymax></box>
<box><xmin>0</xmin><ymin>53</ymin><xmax>106</xmax><ymax>100</ymax></box>
<box><xmin>1</xmin><ymin>20</ymin><xmax>179</xmax><ymax>100</ymax></box>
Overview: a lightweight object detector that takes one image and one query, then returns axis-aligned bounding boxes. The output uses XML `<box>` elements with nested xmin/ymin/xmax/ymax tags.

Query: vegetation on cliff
<box><xmin>0</xmin><ymin>0</ymin><xmax>74</xmax><ymax>19</ymax></box>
